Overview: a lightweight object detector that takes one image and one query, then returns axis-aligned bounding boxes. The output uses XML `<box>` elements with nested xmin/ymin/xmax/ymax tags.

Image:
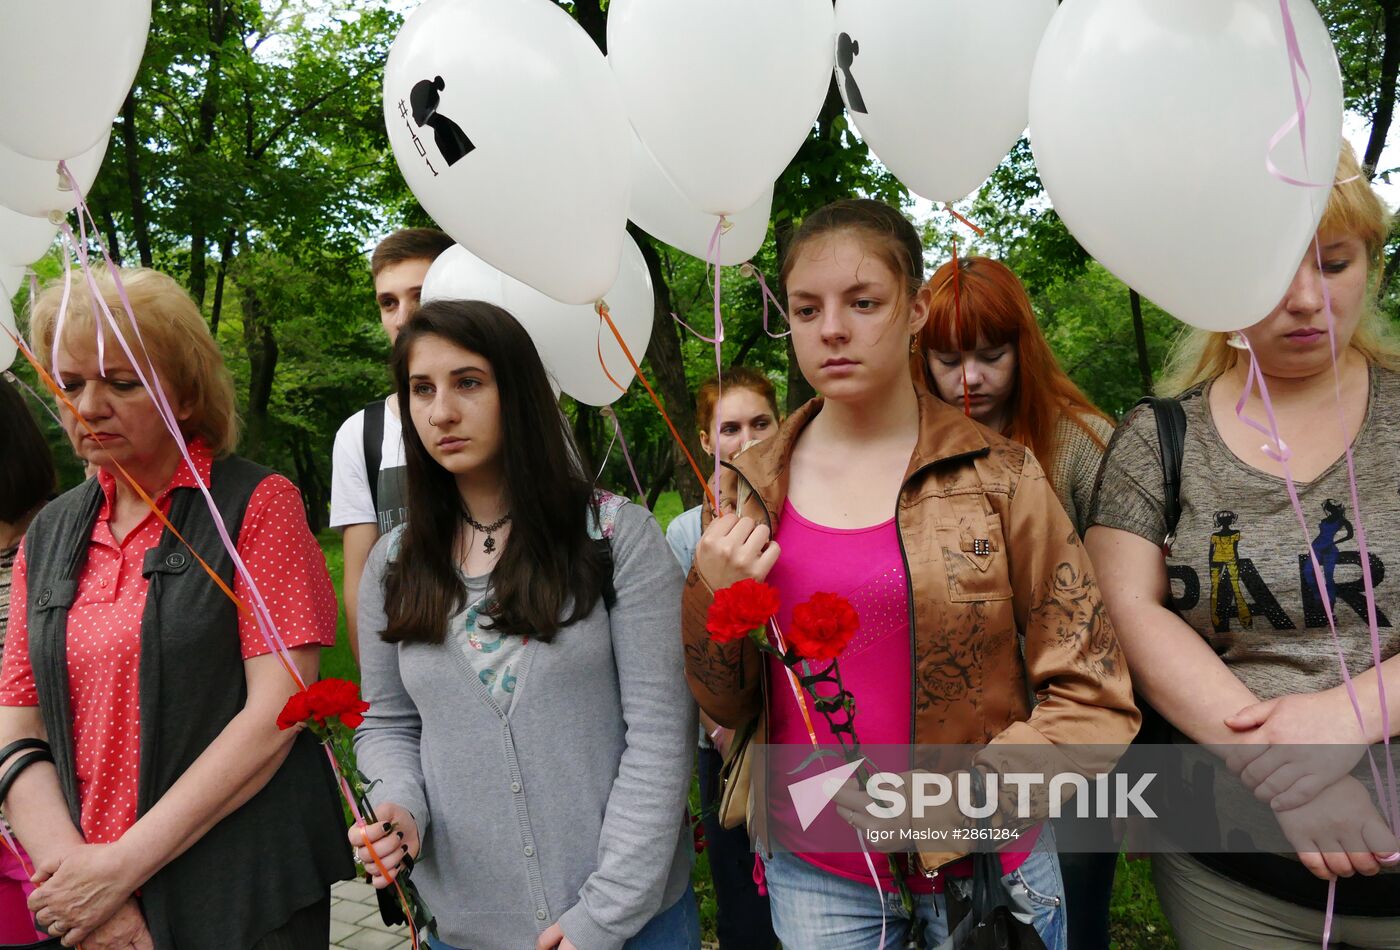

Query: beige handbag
<box><xmin>716</xmin><ymin>715</ymin><xmax>758</xmax><ymax>830</ymax></box>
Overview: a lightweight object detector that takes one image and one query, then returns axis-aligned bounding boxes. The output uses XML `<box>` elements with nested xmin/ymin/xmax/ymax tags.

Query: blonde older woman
<box><xmin>0</xmin><ymin>269</ymin><xmax>351</xmax><ymax>949</ymax></box>
<box><xmin>1088</xmin><ymin>145</ymin><xmax>1400</xmax><ymax>947</ymax></box>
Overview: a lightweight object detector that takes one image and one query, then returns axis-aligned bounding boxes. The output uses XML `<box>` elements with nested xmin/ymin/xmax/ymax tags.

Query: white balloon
<box><xmin>0</xmin><ymin>287</ymin><xmax>16</xmax><ymax>372</ymax></box>
<box><xmin>1</xmin><ymin>266</ymin><xmax>25</xmax><ymax>301</ymax></box>
<box><xmin>422</xmin><ymin>236</ymin><xmax>654</xmax><ymax>407</ymax></box>
<box><xmin>0</xmin><ymin>263</ymin><xmax>20</xmax><ymax>371</ymax></box>
<box><xmin>0</xmin><ymin>1</ymin><xmax>149</xmax><ymax>160</ymax></box>
<box><xmin>833</xmin><ymin>0</ymin><xmax>1055</xmax><ymax>203</ymax></box>
<box><xmin>0</xmin><ymin>206</ymin><xmax>59</xmax><ymax>269</ymax></box>
<box><xmin>609</xmin><ymin>0</ymin><xmax>834</xmax><ymax>216</ymax></box>
<box><xmin>1030</xmin><ymin>0</ymin><xmax>1343</xmax><ymax>332</ymax></box>
<box><xmin>0</xmin><ymin>132</ymin><xmax>110</xmax><ymax>218</ymax></box>
<box><xmin>628</xmin><ymin>133</ymin><xmax>772</xmax><ymax>265</ymax></box>
<box><xmin>384</xmin><ymin>0</ymin><xmax>631</xmax><ymax>306</ymax></box>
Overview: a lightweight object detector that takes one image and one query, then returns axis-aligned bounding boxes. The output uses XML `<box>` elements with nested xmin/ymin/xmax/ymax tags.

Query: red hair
<box><xmin>917</xmin><ymin>257</ymin><xmax>1111</xmax><ymax>485</ymax></box>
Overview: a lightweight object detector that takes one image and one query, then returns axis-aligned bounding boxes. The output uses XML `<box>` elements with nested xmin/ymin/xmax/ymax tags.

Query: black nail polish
<box><xmin>402</xmin><ymin>844</ymin><xmax>409</xmax><ymax>853</ymax></box>
<box><xmin>382</xmin><ymin>822</ymin><xmax>392</xmax><ymax>832</ymax></box>
<box><xmin>396</xmin><ymin>831</ymin><xmax>404</xmax><ymax>840</ymax></box>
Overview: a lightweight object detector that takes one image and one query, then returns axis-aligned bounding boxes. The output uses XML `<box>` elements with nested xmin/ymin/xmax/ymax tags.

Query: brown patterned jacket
<box><xmin>681</xmin><ymin>384</ymin><xmax>1141</xmax><ymax>874</ymax></box>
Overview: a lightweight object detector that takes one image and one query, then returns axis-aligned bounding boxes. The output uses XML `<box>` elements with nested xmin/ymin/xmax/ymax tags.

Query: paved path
<box><xmin>329</xmin><ymin>878</ymin><xmax>411</xmax><ymax>949</ymax></box>
<box><xmin>327</xmin><ymin>879</ymin><xmax>718</xmax><ymax>949</ymax></box>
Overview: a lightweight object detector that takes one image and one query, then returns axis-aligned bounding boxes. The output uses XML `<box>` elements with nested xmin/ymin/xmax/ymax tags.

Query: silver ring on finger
<box><xmin>353</xmin><ymin>849</ymin><xmax>364</xmax><ymax>865</ymax></box>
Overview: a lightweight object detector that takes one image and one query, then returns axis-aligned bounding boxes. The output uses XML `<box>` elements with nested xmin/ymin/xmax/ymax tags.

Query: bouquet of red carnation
<box><xmin>705</xmin><ymin>582</ymin><xmax>921</xmax><ymax>946</ymax></box>
<box><xmin>277</xmin><ymin>679</ymin><xmax>435</xmax><ymax>941</ymax></box>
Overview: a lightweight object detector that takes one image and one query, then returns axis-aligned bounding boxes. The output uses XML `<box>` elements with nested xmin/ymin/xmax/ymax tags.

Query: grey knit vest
<box><xmin>22</xmin><ymin>456</ymin><xmax>352</xmax><ymax>949</ymax></box>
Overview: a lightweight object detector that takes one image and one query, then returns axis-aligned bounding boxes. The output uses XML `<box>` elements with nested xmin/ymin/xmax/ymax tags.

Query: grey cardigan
<box><xmin>354</xmin><ymin>502</ymin><xmax>695</xmax><ymax>950</ymax></box>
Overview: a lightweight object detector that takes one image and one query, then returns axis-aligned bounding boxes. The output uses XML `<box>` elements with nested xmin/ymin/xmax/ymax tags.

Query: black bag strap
<box><xmin>593</xmin><ymin>537</ymin><xmax>617</xmax><ymax>612</ymax></box>
<box><xmin>1135</xmin><ymin>396</ymin><xmax>1186</xmax><ymax>555</ymax></box>
<box><xmin>362</xmin><ymin>398</ymin><xmax>386</xmax><ymax>516</ymax></box>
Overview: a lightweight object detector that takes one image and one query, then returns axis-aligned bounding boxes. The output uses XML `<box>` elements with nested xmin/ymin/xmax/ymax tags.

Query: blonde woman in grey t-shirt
<box><xmin>1088</xmin><ymin>144</ymin><xmax>1400</xmax><ymax>947</ymax></box>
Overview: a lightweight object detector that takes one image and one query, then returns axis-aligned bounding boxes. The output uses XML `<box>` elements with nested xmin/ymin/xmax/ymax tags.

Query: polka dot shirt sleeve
<box><xmin>234</xmin><ymin>476</ymin><xmax>339</xmax><ymax>659</ymax></box>
<box><xmin>0</xmin><ymin>542</ymin><xmax>40</xmax><ymax>706</ymax></box>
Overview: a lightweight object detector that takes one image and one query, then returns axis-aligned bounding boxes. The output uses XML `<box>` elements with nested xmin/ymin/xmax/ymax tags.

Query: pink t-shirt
<box><xmin>764</xmin><ymin>500</ymin><xmax>1032</xmax><ymax>892</ymax></box>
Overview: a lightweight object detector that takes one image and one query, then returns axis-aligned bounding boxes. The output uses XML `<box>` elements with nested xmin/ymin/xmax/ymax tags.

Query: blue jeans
<box><xmin>763</xmin><ymin>845</ymin><xmax>1066</xmax><ymax>950</ymax></box>
<box><xmin>427</xmin><ymin>885</ymin><xmax>700</xmax><ymax>950</ymax></box>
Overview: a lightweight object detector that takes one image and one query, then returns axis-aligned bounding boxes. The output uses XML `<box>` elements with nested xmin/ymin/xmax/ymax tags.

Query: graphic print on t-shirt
<box><xmin>1096</xmin><ymin>367</ymin><xmax>1400</xmax><ymax>703</ymax></box>
<box><xmin>1209</xmin><ymin>510</ymin><xmax>1253</xmax><ymax>631</ymax></box>
<box><xmin>1169</xmin><ymin>500</ymin><xmax>1390</xmax><ymax>634</ymax></box>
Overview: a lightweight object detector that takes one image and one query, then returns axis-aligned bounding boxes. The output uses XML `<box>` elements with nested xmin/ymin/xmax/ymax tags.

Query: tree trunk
<box><xmin>189</xmin><ymin>0</ymin><xmax>231</xmax><ymax>306</ymax></box>
<box><xmin>210</xmin><ymin>229</ymin><xmax>235</xmax><ymax>333</ymax></box>
<box><xmin>1129</xmin><ymin>290</ymin><xmax>1154</xmax><ymax>395</ymax></box>
<box><xmin>774</xmin><ymin>219</ymin><xmax>816</xmax><ymax>413</ymax></box>
<box><xmin>100</xmin><ymin>208</ymin><xmax>123</xmax><ymax>266</ymax></box>
<box><xmin>290</xmin><ymin>429</ymin><xmax>328</xmax><ymax>533</ymax></box>
<box><xmin>633</xmin><ymin>227</ymin><xmax>707</xmax><ymax>509</ymax></box>
<box><xmin>239</xmin><ymin>276</ymin><xmax>279</xmax><ymax>460</ymax></box>
<box><xmin>573</xmin><ymin>403</ymin><xmax>600</xmax><ymax>478</ymax></box>
<box><xmin>571</xmin><ymin>0</ymin><xmax>607</xmax><ymax>52</ymax></box>
<box><xmin>119</xmin><ymin>92</ymin><xmax>152</xmax><ymax>268</ymax></box>
<box><xmin>1363</xmin><ymin>0</ymin><xmax>1400</xmax><ymax>178</ymax></box>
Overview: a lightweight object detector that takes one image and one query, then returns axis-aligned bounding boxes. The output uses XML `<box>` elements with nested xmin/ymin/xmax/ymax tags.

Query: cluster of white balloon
<box><xmin>384</xmin><ymin>0</ymin><xmax>1344</xmax><ymax>410</ymax></box>
<box><xmin>384</xmin><ymin>0</ymin><xmax>835</xmax><ymax>406</ymax></box>
<box><xmin>0</xmin><ymin>0</ymin><xmax>151</xmax><ymax>372</ymax></box>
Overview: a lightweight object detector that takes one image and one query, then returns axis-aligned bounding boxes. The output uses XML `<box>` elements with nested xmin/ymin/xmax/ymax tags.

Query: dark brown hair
<box><xmin>0</xmin><ymin>375</ymin><xmax>56</xmax><ymax>523</ymax></box>
<box><xmin>694</xmin><ymin>367</ymin><xmax>779</xmax><ymax>437</ymax></box>
<box><xmin>779</xmin><ymin>198</ymin><xmax>925</xmax><ymax>299</ymax></box>
<box><xmin>370</xmin><ymin>228</ymin><xmax>455</xmax><ymax>278</ymax></box>
<box><xmin>380</xmin><ymin>300</ymin><xmax>608</xmax><ymax>645</ymax></box>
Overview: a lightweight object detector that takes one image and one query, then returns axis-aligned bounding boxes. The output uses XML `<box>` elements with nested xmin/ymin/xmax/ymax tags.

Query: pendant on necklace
<box><xmin>483</xmin><ymin>535</ymin><xmax>496</xmax><ymax>554</ymax></box>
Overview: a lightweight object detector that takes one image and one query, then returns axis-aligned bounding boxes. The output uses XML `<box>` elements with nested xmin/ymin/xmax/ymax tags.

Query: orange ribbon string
<box><xmin>8</xmin><ymin>333</ymin><xmax>304</xmax><ymax>688</ymax></box>
<box><xmin>595</xmin><ymin>301</ymin><xmax>717</xmax><ymax>512</ymax></box>
<box><xmin>950</xmin><ymin>231</ymin><xmax>972</xmax><ymax>417</ymax></box>
<box><xmin>9</xmin><ymin>329</ymin><xmax>420</xmax><ymax>946</ymax></box>
<box><xmin>946</xmin><ymin>204</ymin><xmax>985</xmax><ymax>419</ymax></box>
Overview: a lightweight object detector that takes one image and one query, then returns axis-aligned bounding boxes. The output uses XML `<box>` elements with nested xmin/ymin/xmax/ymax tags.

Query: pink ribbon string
<box><xmin>3</xmin><ymin>366</ymin><xmax>67</xmax><ymax>430</ymax></box>
<box><xmin>1267</xmin><ymin>0</ymin><xmax>1335</xmax><ymax>189</ymax></box>
<box><xmin>1323</xmin><ymin>878</ymin><xmax>1336</xmax><ymax>948</ymax></box>
<box><xmin>1315</xmin><ymin>246</ymin><xmax>1399</xmax><ymax>831</ymax></box>
<box><xmin>604</xmin><ymin>407</ymin><xmax>646</xmax><ymax>501</ymax></box>
<box><xmin>593</xmin><ymin>425</ymin><xmax>619</xmax><ymax>483</ymax></box>
<box><xmin>705</xmin><ymin>219</ymin><xmax>726</xmax><ymax>508</ymax></box>
<box><xmin>54</xmin><ymin>217</ymin><xmax>299</xmax><ymax>679</ymax></box>
<box><xmin>671</xmin><ymin>312</ymin><xmax>722</xmax><ymax>345</ymax></box>
<box><xmin>54</xmin><ymin>164</ymin><xmax>302</xmax><ymax>678</ymax></box>
<box><xmin>1232</xmin><ymin>348</ymin><xmax>1393</xmax><ymax>804</ymax></box>
<box><xmin>741</xmin><ymin>264</ymin><xmax>792</xmax><ymax>340</ymax></box>
<box><xmin>50</xmin><ymin>162</ymin><xmax>423</xmax><ymax>947</ymax></box>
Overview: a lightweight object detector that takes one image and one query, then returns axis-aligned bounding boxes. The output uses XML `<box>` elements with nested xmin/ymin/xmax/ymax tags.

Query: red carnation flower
<box><xmin>706</xmin><ymin>579</ymin><xmax>781</xmax><ymax>644</ymax></box>
<box><xmin>276</xmin><ymin>690</ymin><xmax>312</xmax><ymax>731</ymax></box>
<box><xmin>277</xmin><ymin>678</ymin><xmax>371</xmax><ymax>731</ymax></box>
<box><xmin>788</xmin><ymin>592</ymin><xmax>859</xmax><ymax>662</ymax></box>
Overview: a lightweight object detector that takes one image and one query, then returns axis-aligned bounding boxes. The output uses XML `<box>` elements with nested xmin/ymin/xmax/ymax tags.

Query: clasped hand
<box><xmin>29</xmin><ymin>843</ymin><xmax>150</xmax><ymax>948</ymax></box>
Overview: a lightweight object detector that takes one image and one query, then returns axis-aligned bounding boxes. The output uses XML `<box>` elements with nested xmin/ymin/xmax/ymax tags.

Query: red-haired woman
<box><xmin>917</xmin><ymin>256</ymin><xmax>1117</xmax><ymax>949</ymax></box>
<box><xmin>918</xmin><ymin>257</ymin><xmax>1113</xmax><ymax>536</ymax></box>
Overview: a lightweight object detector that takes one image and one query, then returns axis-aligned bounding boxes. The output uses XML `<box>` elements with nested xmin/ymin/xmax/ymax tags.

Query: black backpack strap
<box><xmin>362</xmin><ymin>398</ymin><xmax>386</xmax><ymax>516</ymax></box>
<box><xmin>593</xmin><ymin>538</ymin><xmax>617</xmax><ymax>612</ymax></box>
<box><xmin>1135</xmin><ymin>396</ymin><xmax>1187</xmax><ymax>556</ymax></box>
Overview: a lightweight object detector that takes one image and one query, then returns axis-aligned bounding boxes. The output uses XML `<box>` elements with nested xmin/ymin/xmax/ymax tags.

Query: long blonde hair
<box><xmin>1158</xmin><ymin>143</ymin><xmax>1398</xmax><ymax>395</ymax></box>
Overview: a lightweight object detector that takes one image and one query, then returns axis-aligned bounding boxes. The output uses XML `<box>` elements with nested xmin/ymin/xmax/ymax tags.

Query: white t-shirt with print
<box><xmin>329</xmin><ymin>396</ymin><xmax>406</xmax><ymax>531</ymax></box>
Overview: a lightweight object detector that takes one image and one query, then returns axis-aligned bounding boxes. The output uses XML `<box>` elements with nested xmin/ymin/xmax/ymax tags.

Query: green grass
<box><xmin>314</xmin><ymin>524</ymin><xmax>1174</xmax><ymax>947</ymax></box>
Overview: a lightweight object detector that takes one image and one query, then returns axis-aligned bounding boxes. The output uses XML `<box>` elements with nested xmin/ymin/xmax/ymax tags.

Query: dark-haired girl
<box><xmin>681</xmin><ymin>199</ymin><xmax>1140</xmax><ymax>949</ymax></box>
<box><xmin>351</xmin><ymin>300</ymin><xmax>699</xmax><ymax>950</ymax></box>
